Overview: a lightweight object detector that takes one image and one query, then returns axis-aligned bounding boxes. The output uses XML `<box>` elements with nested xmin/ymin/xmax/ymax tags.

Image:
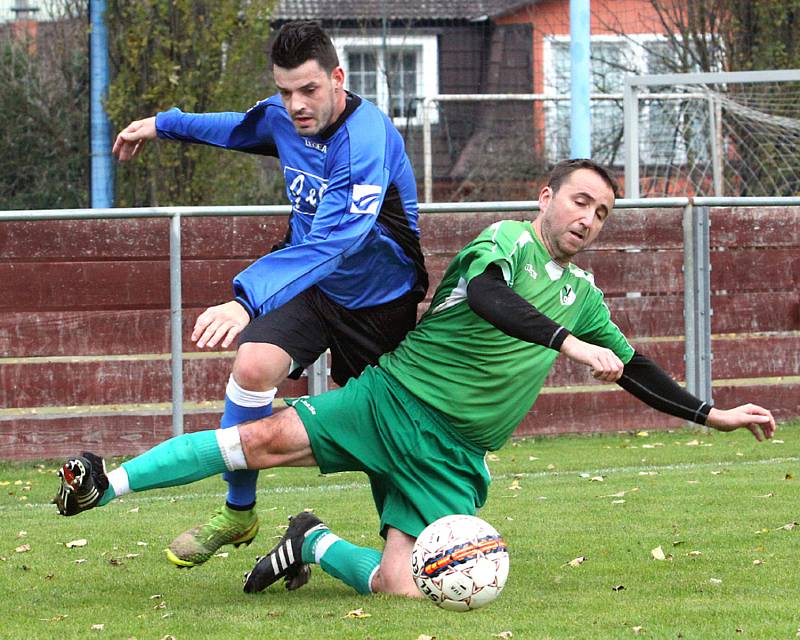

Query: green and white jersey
<box><xmin>380</xmin><ymin>219</ymin><xmax>634</xmax><ymax>450</ymax></box>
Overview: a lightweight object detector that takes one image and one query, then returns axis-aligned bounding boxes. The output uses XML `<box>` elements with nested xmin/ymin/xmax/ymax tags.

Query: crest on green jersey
<box><xmin>560</xmin><ymin>284</ymin><xmax>576</xmax><ymax>306</ymax></box>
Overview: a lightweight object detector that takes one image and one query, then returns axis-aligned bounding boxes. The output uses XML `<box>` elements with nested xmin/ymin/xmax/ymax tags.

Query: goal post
<box><xmin>624</xmin><ymin>69</ymin><xmax>800</xmax><ymax>198</ymax></box>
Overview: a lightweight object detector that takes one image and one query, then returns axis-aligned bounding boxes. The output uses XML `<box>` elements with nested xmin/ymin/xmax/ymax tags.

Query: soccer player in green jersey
<box><xmin>54</xmin><ymin>159</ymin><xmax>775</xmax><ymax>599</ymax></box>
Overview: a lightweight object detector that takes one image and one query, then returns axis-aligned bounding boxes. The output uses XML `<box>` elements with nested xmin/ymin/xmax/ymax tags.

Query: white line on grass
<box><xmin>5</xmin><ymin>455</ymin><xmax>798</xmax><ymax>513</ymax></box>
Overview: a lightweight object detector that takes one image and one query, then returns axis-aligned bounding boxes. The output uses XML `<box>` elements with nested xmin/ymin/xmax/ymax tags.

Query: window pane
<box><xmin>348</xmin><ymin>51</ymin><xmax>378</xmax><ymax>103</ymax></box>
<box><xmin>388</xmin><ymin>49</ymin><xmax>419</xmax><ymax>119</ymax></box>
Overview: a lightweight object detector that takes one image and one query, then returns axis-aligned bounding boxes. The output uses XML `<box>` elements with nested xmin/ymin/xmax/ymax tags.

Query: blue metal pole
<box><xmin>570</xmin><ymin>0</ymin><xmax>592</xmax><ymax>158</ymax></box>
<box><xmin>90</xmin><ymin>0</ymin><xmax>114</xmax><ymax>207</ymax></box>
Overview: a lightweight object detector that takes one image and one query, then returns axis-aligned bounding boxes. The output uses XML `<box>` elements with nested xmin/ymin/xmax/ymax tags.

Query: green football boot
<box><xmin>166</xmin><ymin>505</ymin><xmax>259</xmax><ymax>568</ymax></box>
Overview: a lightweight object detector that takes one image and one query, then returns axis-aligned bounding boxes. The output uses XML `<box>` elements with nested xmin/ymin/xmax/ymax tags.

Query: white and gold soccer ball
<box><xmin>411</xmin><ymin>514</ymin><xmax>509</xmax><ymax>611</ymax></box>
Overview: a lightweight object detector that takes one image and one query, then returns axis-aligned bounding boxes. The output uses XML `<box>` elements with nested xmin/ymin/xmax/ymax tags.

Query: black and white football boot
<box><xmin>243</xmin><ymin>511</ymin><xmax>326</xmax><ymax>593</ymax></box>
<box><xmin>53</xmin><ymin>452</ymin><xmax>109</xmax><ymax>516</ymax></box>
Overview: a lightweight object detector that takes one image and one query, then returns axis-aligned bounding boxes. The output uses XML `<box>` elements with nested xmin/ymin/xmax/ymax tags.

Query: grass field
<box><xmin>1</xmin><ymin>424</ymin><xmax>798</xmax><ymax>640</ymax></box>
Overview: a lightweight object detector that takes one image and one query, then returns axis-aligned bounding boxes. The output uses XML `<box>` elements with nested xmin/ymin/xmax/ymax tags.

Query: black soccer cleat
<box><xmin>243</xmin><ymin>511</ymin><xmax>326</xmax><ymax>593</ymax></box>
<box><xmin>53</xmin><ymin>452</ymin><xmax>109</xmax><ymax>516</ymax></box>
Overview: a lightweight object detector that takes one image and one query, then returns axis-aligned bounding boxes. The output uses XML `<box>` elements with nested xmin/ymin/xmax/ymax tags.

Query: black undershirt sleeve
<box><xmin>467</xmin><ymin>264</ymin><xmax>712</xmax><ymax>425</ymax></box>
<box><xmin>617</xmin><ymin>352</ymin><xmax>712</xmax><ymax>425</ymax></box>
<box><xmin>466</xmin><ymin>262</ymin><xmax>570</xmax><ymax>350</ymax></box>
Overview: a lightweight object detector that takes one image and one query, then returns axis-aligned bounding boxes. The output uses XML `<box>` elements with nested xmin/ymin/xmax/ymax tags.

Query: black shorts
<box><xmin>237</xmin><ymin>287</ymin><xmax>419</xmax><ymax>386</ymax></box>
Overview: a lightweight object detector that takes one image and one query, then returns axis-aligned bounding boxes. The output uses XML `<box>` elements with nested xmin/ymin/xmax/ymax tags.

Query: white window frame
<box><xmin>543</xmin><ymin>33</ymin><xmax>705</xmax><ymax>165</ymax></box>
<box><xmin>334</xmin><ymin>34</ymin><xmax>439</xmax><ymax>126</ymax></box>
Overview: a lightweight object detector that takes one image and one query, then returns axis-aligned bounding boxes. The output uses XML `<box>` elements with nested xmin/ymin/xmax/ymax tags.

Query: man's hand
<box><xmin>112</xmin><ymin>116</ymin><xmax>157</xmax><ymax>161</ymax></box>
<box><xmin>706</xmin><ymin>404</ymin><xmax>776</xmax><ymax>441</ymax></box>
<box><xmin>192</xmin><ymin>301</ymin><xmax>250</xmax><ymax>349</ymax></box>
<box><xmin>559</xmin><ymin>334</ymin><xmax>624</xmax><ymax>382</ymax></box>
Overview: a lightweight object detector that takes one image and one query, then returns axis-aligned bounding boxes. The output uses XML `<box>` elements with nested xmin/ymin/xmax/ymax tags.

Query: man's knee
<box><xmin>237</xmin><ymin>408</ymin><xmax>315</xmax><ymax>468</ymax></box>
<box><xmin>232</xmin><ymin>343</ymin><xmax>292</xmax><ymax>390</ymax></box>
<box><xmin>371</xmin><ymin>527</ymin><xmax>422</xmax><ymax>597</ymax></box>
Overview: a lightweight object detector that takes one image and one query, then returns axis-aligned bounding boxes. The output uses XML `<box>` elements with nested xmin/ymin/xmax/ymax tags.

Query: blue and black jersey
<box><xmin>156</xmin><ymin>92</ymin><xmax>427</xmax><ymax>318</ymax></box>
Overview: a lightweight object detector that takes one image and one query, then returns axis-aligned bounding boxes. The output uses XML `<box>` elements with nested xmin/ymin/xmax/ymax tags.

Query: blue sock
<box><xmin>220</xmin><ymin>377</ymin><xmax>275</xmax><ymax>508</ymax></box>
<box><xmin>302</xmin><ymin>528</ymin><xmax>382</xmax><ymax>595</ymax></box>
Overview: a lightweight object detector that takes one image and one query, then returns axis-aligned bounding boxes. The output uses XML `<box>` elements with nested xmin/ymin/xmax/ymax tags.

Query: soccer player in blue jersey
<box><xmin>56</xmin><ymin>159</ymin><xmax>775</xmax><ymax>599</ymax></box>
<box><xmin>111</xmin><ymin>21</ymin><xmax>428</xmax><ymax>569</ymax></box>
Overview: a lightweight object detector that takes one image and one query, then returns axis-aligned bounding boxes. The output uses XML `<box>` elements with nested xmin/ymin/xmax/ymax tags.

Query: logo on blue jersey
<box><xmin>285</xmin><ymin>166</ymin><xmax>328</xmax><ymax>215</ymax></box>
<box><xmin>304</xmin><ymin>138</ymin><xmax>328</xmax><ymax>154</ymax></box>
<box><xmin>350</xmin><ymin>184</ymin><xmax>382</xmax><ymax>215</ymax></box>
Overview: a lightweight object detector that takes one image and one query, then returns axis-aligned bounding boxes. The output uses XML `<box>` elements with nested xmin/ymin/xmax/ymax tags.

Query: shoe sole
<box><xmin>165</xmin><ymin>522</ymin><xmax>260</xmax><ymax>569</ymax></box>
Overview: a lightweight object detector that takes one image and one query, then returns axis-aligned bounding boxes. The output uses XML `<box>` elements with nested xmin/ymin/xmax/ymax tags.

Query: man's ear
<box><xmin>538</xmin><ymin>185</ymin><xmax>553</xmax><ymax>211</ymax></box>
<box><xmin>331</xmin><ymin>66</ymin><xmax>345</xmax><ymax>90</ymax></box>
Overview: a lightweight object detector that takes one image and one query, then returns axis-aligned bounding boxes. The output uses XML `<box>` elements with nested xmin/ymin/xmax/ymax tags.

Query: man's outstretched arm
<box><xmin>618</xmin><ymin>352</ymin><xmax>775</xmax><ymax>441</ymax></box>
<box><xmin>467</xmin><ymin>264</ymin><xmax>775</xmax><ymax>440</ymax></box>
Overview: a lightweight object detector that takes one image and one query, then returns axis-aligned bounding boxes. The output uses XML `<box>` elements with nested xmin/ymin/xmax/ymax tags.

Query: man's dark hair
<box><xmin>547</xmin><ymin>159</ymin><xmax>620</xmax><ymax>199</ymax></box>
<box><xmin>270</xmin><ymin>21</ymin><xmax>340</xmax><ymax>72</ymax></box>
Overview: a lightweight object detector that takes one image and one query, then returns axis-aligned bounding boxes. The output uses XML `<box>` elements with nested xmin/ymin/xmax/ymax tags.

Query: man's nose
<box><xmin>289</xmin><ymin>95</ymin><xmax>307</xmax><ymax>115</ymax></box>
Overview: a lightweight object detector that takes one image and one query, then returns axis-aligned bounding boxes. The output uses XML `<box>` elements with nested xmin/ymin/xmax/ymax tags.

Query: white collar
<box><xmin>545</xmin><ymin>260</ymin><xmax>565</xmax><ymax>281</ymax></box>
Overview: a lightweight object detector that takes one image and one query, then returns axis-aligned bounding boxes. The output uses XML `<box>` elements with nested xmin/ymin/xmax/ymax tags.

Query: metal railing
<box><xmin>3</xmin><ymin>196</ymin><xmax>799</xmax><ymax>435</ymax></box>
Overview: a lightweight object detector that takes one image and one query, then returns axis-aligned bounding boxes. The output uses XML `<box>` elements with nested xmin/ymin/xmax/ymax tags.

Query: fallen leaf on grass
<box><xmin>493</xmin><ymin>632</ymin><xmax>513</xmax><ymax>639</ymax></box>
<box><xmin>153</xmin><ymin>602</ymin><xmax>167</xmax><ymax>610</ymax></box>
<box><xmin>417</xmin><ymin>635</ymin><xmax>436</xmax><ymax>640</ymax></box>
<box><xmin>136</xmin><ymin>541</ymin><xmax>148</xmax><ymax>547</ymax></box>
<box><xmin>785</xmin><ymin>472</ymin><xmax>794</xmax><ymax>480</ymax></box>
<box><xmin>214</xmin><ymin>552</ymin><xmax>229</xmax><ymax>558</ymax></box>
<box><xmin>160</xmin><ymin>636</ymin><xmax>176</xmax><ymax>640</ymax></box>
<box><xmin>632</xmin><ymin>626</ymin><xmax>644</xmax><ymax>635</ymax></box>
<box><xmin>686</xmin><ymin>440</ymin><xmax>700</xmax><ymax>446</ymax></box>
<box><xmin>150</xmin><ymin>594</ymin><xmax>163</xmax><ymax>600</ymax></box>
<box><xmin>772</xmin><ymin>439</ymin><xmax>784</xmax><ymax>444</ymax></box>
<box><xmin>590</xmin><ymin>476</ymin><xmax>605</xmax><ymax>482</ymax></box>
<box><xmin>612</xmin><ymin>584</ymin><xmax>625</xmax><ymax>591</ymax></box>
<box><xmin>125</xmin><ymin>553</ymin><xmax>140</xmax><ymax>559</ymax></box>
<box><xmin>40</xmin><ymin>615</ymin><xmax>68</xmax><ymax>622</ymax></box>
<box><xmin>90</xmin><ymin>624</ymin><xmax>104</xmax><ymax>631</ymax></box>
<box><xmin>709</xmin><ymin>578</ymin><xmax>722</xmax><ymax>584</ymax></box>
<box><xmin>564</xmin><ymin>556</ymin><xmax>587</xmax><ymax>568</ymax></box>
<box><xmin>636</xmin><ymin>431</ymin><xmax>649</xmax><ymax>437</ymax></box>
<box><xmin>128</xmin><ymin>507</ymin><xmax>140</xmax><ymax>513</ymax></box>
<box><xmin>507</xmin><ymin>479</ymin><xmax>521</xmax><ymax>491</ymax></box>
<box><xmin>17</xmin><ymin>531</ymin><xmax>27</xmax><ymax>538</ymax></box>
<box><xmin>602</xmin><ymin>488</ymin><xmax>639</xmax><ymax>498</ymax></box>
<box><xmin>757</xmin><ymin>493</ymin><xmax>775</xmax><ymax>498</ymax></box>
<box><xmin>777</xmin><ymin>522</ymin><xmax>798</xmax><ymax>531</ymax></box>
<box><xmin>651</xmin><ymin>546</ymin><xmax>667</xmax><ymax>561</ymax></box>
<box><xmin>638</xmin><ymin>471</ymin><xmax>658</xmax><ymax>476</ymax></box>
<box><xmin>108</xmin><ymin>558</ymin><xmax>123</xmax><ymax>566</ymax></box>
<box><xmin>74</xmin><ymin>559</ymin><xmax>86</xmax><ymax>564</ymax></box>
<box><xmin>687</xmin><ymin>550</ymin><xmax>702</xmax><ymax>557</ymax></box>
<box><xmin>15</xmin><ymin>544</ymin><xmax>31</xmax><ymax>553</ymax></box>
<box><xmin>344</xmin><ymin>608</ymin><xmax>371</xmax><ymax>619</ymax></box>
<box><xmin>66</xmin><ymin>539</ymin><xmax>88</xmax><ymax>548</ymax></box>
<box><xmin>487</xmin><ymin>454</ymin><xmax>500</xmax><ymax>462</ymax></box>
<box><xmin>753</xmin><ymin>559</ymin><xmax>764</xmax><ymax>566</ymax></box>
<box><xmin>612</xmin><ymin>500</ymin><xmax>626</xmax><ymax>505</ymax></box>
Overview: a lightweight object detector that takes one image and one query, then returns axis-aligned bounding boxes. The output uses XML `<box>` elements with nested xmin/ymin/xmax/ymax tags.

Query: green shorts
<box><xmin>287</xmin><ymin>366</ymin><xmax>490</xmax><ymax>538</ymax></box>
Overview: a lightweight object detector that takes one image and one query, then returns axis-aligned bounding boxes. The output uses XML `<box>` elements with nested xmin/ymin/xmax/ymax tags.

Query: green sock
<box><xmin>302</xmin><ymin>530</ymin><xmax>382</xmax><ymax>595</ymax></box>
<box><xmin>119</xmin><ymin>430</ymin><xmax>228</xmax><ymax>493</ymax></box>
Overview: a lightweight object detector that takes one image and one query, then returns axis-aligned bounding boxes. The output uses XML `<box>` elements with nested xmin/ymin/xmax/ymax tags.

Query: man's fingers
<box><xmin>192</xmin><ymin>315</ymin><xmax>212</xmax><ymax>342</ymax></box>
<box><xmin>747</xmin><ymin>424</ymin><xmax>763</xmax><ymax>442</ymax></box>
<box><xmin>221</xmin><ymin>325</ymin><xmax>242</xmax><ymax>349</ymax></box>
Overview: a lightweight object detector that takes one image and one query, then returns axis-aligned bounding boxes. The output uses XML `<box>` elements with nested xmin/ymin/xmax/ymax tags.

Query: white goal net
<box><xmin>626</xmin><ymin>71</ymin><xmax>800</xmax><ymax>198</ymax></box>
